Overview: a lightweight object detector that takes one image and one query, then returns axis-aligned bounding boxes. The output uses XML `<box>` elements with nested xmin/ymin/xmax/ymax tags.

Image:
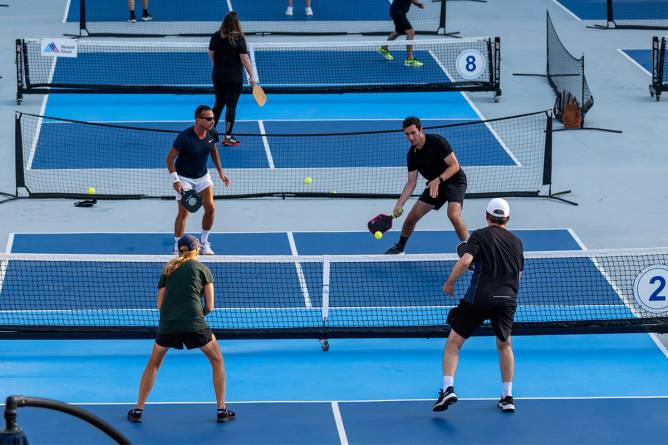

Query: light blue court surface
<box><xmin>2</xmin><ymin>229</ymin><xmax>668</xmax><ymax>443</ymax></box>
<box><xmin>28</xmin><ymin>119</ymin><xmax>513</xmax><ymax>170</ymax></box>
<box><xmin>8</xmin><ymin>229</ymin><xmax>582</xmax><ymax>255</ymax></box>
<box><xmin>557</xmin><ymin>0</ymin><xmax>668</xmax><ymax>20</ymax></box>
<box><xmin>67</xmin><ymin>0</ymin><xmax>393</xmax><ymax>23</ymax></box>
<box><xmin>42</xmin><ymin>91</ymin><xmax>479</xmax><ymax>121</ymax></box>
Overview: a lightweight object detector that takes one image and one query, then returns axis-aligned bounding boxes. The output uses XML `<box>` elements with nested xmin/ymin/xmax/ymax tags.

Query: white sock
<box><xmin>174</xmin><ymin>236</ymin><xmax>179</xmax><ymax>245</ymax></box>
<box><xmin>443</xmin><ymin>376</ymin><xmax>454</xmax><ymax>390</ymax></box>
<box><xmin>201</xmin><ymin>230</ymin><xmax>210</xmax><ymax>244</ymax></box>
<box><xmin>502</xmin><ymin>382</ymin><xmax>512</xmax><ymax>398</ymax></box>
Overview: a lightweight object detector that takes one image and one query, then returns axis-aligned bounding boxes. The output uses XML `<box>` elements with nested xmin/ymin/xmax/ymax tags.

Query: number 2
<box><xmin>649</xmin><ymin>276</ymin><xmax>666</xmax><ymax>301</ymax></box>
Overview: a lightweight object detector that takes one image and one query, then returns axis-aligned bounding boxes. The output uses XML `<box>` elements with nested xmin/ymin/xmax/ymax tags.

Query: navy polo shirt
<box><xmin>173</xmin><ymin>127</ymin><xmax>219</xmax><ymax>179</ymax></box>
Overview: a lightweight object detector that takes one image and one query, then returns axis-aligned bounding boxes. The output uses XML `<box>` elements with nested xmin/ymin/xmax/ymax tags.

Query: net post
<box><xmin>14</xmin><ymin>112</ymin><xmax>26</xmax><ymax>195</ymax></box>
<box><xmin>79</xmin><ymin>0</ymin><xmax>87</xmax><ymax>36</ymax></box>
<box><xmin>606</xmin><ymin>0</ymin><xmax>614</xmax><ymax>25</ymax></box>
<box><xmin>581</xmin><ymin>53</ymin><xmax>586</xmax><ymax>122</ymax></box>
<box><xmin>15</xmin><ymin>39</ymin><xmax>24</xmax><ymax>105</ymax></box>
<box><xmin>493</xmin><ymin>37</ymin><xmax>501</xmax><ymax>99</ymax></box>
<box><xmin>438</xmin><ymin>0</ymin><xmax>447</xmax><ymax>35</ymax></box>
<box><xmin>542</xmin><ymin>112</ymin><xmax>553</xmax><ymax>188</ymax></box>
<box><xmin>321</xmin><ymin>255</ymin><xmax>331</xmax><ymax>323</ymax></box>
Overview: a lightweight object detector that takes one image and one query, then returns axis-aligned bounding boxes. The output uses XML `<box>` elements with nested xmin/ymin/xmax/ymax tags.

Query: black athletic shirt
<box><xmin>209</xmin><ymin>32</ymin><xmax>248</xmax><ymax>83</ymax></box>
<box><xmin>406</xmin><ymin>134</ymin><xmax>466</xmax><ymax>184</ymax></box>
<box><xmin>173</xmin><ymin>127</ymin><xmax>219</xmax><ymax>179</ymax></box>
<box><xmin>391</xmin><ymin>0</ymin><xmax>413</xmax><ymax>13</ymax></box>
<box><xmin>463</xmin><ymin>226</ymin><xmax>524</xmax><ymax>306</ymax></box>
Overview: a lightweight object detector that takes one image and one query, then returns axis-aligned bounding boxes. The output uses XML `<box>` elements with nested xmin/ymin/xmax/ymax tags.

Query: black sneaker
<box><xmin>384</xmin><ymin>242</ymin><xmax>405</xmax><ymax>255</ymax></box>
<box><xmin>217</xmin><ymin>407</ymin><xmax>236</xmax><ymax>423</ymax></box>
<box><xmin>141</xmin><ymin>11</ymin><xmax>153</xmax><ymax>21</ymax></box>
<box><xmin>432</xmin><ymin>386</ymin><xmax>458</xmax><ymax>412</ymax></box>
<box><xmin>498</xmin><ymin>396</ymin><xmax>515</xmax><ymax>413</ymax></box>
<box><xmin>127</xmin><ymin>408</ymin><xmax>143</xmax><ymax>422</ymax></box>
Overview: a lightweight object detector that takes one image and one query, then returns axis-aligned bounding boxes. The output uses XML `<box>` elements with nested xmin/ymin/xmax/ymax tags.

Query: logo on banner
<box><xmin>40</xmin><ymin>39</ymin><xmax>78</xmax><ymax>57</ymax></box>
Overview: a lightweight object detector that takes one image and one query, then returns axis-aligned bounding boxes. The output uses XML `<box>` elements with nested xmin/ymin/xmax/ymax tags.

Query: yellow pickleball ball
<box><xmin>374</xmin><ymin>231</ymin><xmax>383</xmax><ymax>240</ymax></box>
<box><xmin>87</xmin><ymin>187</ymin><xmax>96</xmax><ymax>195</ymax></box>
<box><xmin>304</xmin><ymin>177</ymin><xmax>312</xmax><ymax>184</ymax></box>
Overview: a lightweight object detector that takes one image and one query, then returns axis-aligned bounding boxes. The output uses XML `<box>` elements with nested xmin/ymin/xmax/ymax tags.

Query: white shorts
<box><xmin>175</xmin><ymin>172</ymin><xmax>213</xmax><ymax>200</ymax></box>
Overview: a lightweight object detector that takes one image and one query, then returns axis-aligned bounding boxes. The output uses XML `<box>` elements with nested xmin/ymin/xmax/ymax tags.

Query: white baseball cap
<box><xmin>486</xmin><ymin>198</ymin><xmax>510</xmax><ymax>218</ymax></box>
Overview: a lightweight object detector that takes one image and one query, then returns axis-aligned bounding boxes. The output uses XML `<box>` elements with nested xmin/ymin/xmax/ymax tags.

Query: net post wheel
<box><xmin>87</xmin><ymin>186</ymin><xmax>96</xmax><ymax>195</ymax></box>
<box><xmin>374</xmin><ymin>231</ymin><xmax>383</xmax><ymax>240</ymax></box>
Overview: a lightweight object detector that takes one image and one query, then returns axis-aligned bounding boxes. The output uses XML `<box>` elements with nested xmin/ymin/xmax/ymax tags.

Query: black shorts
<box><xmin>155</xmin><ymin>329</ymin><xmax>213</xmax><ymax>350</ymax></box>
<box><xmin>390</xmin><ymin>9</ymin><xmax>412</xmax><ymax>34</ymax></box>
<box><xmin>447</xmin><ymin>300</ymin><xmax>516</xmax><ymax>341</ymax></box>
<box><xmin>418</xmin><ymin>180</ymin><xmax>467</xmax><ymax>210</ymax></box>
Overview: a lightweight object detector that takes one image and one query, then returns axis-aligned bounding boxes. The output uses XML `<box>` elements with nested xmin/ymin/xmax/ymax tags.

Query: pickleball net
<box><xmin>14</xmin><ymin>110</ymin><xmax>567</xmax><ymax>201</ymax></box>
<box><xmin>0</xmin><ymin>249</ymin><xmax>666</xmax><ymax>338</ymax></box>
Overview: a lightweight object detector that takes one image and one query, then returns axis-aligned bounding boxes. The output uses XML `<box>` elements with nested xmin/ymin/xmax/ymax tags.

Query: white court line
<box><xmin>26</xmin><ymin>67</ymin><xmax>54</xmax><ymax>171</ymax></box>
<box><xmin>5</xmin><ymin>233</ymin><xmax>14</xmax><ymax>254</ymax></box>
<box><xmin>566</xmin><ymin>228</ymin><xmax>587</xmax><ymax>250</ymax></box>
<box><xmin>287</xmin><ymin>231</ymin><xmax>312</xmax><ymax>308</ymax></box>
<box><xmin>63</xmin><ymin>0</ymin><xmax>72</xmax><ymax>23</ymax></box>
<box><xmin>257</xmin><ymin>121</ymin><xmax>275</xmax><ymax>169</ymax></box>
<box><xmin>227</xmin><ymin>0</ymin><xmax>234</xmax><ymax>12</ymax></box>
<box><xmin>427</xmin><ymin>49</ymin><xmax>522</xmax><ymax>167</ymax></box>
<box><xmin>551</xmin><ymin>0</ymin><xmax>582</xmax><ymax>22</ymax></box>
<box><xmin>331</xmin><ymin>402</ymin><xmax>349</xmax><ymax>445</ymax></box>
<box><xmin>616</xmin><ymin>48</ymin><xmax>652</xmax><ymax>77</ymax></box>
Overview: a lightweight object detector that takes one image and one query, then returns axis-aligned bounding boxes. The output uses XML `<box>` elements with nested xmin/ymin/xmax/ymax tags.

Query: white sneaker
<box><xmin>201</xmin><ymin>242</ymin><xmax>215</xmax><ymax>255</ymax></box>
<box><xmin>285</xmin><ymin>6</ymin><xmax>293</xmax><ymax>16</ymax></box>
<box><xmin>305</xmin><ymin>7</ymin><xmax>313</xmax><ymax>16</ymax></box>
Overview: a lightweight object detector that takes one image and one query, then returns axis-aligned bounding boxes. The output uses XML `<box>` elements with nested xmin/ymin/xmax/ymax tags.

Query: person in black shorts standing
<box><xmin>209</xmin><ymin>12</ymin><xmax>258</xmax><ymax>147</ymax></box>
<box><xmin>128</xmin><ymin>235</ymin><xmax>235</xmax><ymax>423</ymax></box>
<box><xmin>378</xmin><ymin>0</ymin><xmax>425</xmax><ymax>67</ymax></box>
<box><xmin>167</xmin><ymin>105</ymin><xmax>230</xmax><ymax>256</ymax></box>
<box><xmin>385</xmin><ymin>116</ymin><xmax>469</xmax><ymax>254</ymax></box>
<box><xmin>432</xmin><ymin>198</ymin><xmax>524</xmax><ymax>414</ymax></box>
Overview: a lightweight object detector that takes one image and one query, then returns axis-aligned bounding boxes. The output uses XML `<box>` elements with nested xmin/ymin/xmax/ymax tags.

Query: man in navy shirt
<box><xmin>167</xmin><ymin>105</ymin><xmax>230</xmax><ymax>255</ymax></box>
<box><xmin>378</xmin><ymin>0</ymin><xmax>426</xmax><ymax>67</ymax></box>
<box><xmin>385</xmin><ymin>116</ymin><xmax>469</xmax><ymax>254</ymax></box>
<box><xmin>433</xmin><ymin>198</ymin><xmax>524</xmax><ymax>414</ymax></box>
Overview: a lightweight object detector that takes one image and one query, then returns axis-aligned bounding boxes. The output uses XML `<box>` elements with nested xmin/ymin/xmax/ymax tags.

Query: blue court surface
<box><xmin>67</xmin><ymin>0</ymin><xmax>393</xmax><ymax>23</ymax></box>
<box><xmin>621</xmin><ymin>49</ymin><xmax>668</xmax><ymax>82</ymax></box>
<box><xmin>1</xmin><ymin>228</ymin><xmax>667</xmax><ymax>444</ymax></box>
<box><xmin>556</xmin><ymin>0</ymin><xmax>668</xmax><ymax>20</ymax></box>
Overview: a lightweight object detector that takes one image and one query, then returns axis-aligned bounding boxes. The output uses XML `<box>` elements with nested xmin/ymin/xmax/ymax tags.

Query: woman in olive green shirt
<box><xmin>128</xmin><ymin>235</ymin><xmax>234</xmax><ymax>423</ymax></box>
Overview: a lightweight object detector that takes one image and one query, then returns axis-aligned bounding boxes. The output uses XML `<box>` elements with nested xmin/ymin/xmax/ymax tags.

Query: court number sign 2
<box><xmin>456</xmin><ymin>49</ymin><xmax>486</xmax><ymax>80</ymax></box>
<box><xmin>634</xmin><ymin>266</ymin><xmax>668</xmax><ymax>313</ymax></box>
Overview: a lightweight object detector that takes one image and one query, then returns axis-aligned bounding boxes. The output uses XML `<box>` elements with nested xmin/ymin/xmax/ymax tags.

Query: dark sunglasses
<box><xmin>199</xmin><ymin>116</ymin><xmax>215</xmax><ymax>121</ymax></box>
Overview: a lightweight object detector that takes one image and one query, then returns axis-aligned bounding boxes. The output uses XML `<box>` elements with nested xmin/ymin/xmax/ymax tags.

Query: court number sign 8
<box><xmin>456</xmin><ymin>49</ymin><xmax>486</xmax><ymax>80</ymax></box>
<box><xmin>633</xmin><ymin>265</ymin><xmax>668</xmax><ymax>313</ymax></box>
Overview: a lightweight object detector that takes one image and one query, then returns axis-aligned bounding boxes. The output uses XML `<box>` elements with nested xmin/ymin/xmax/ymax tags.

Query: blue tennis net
<box><xmin>1</xmin><ymin>250</ymin><xmax>666</xmax><ymax>338</ymax></box>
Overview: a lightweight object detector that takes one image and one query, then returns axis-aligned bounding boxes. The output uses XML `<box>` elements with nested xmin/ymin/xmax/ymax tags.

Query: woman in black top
<box><xmin>209</xmin><ymin>12</ymin><xmax>257</xmax><ymax>147</ymax></box>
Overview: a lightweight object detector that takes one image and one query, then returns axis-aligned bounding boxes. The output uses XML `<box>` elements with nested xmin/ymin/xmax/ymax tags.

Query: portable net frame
<box><xmin>650</xmin><ymin>36</ymin><xmax>667</xmax><ymax>101</ymax></box>
<box><xmin>595</xmin><ymin>0</ymin><xmax>668</xmax><ymax>30</ymax></box>
<box><xmin>0</xmin><ymin>249</ymin><xmax>666</xmax><ymax>338</ymax></box>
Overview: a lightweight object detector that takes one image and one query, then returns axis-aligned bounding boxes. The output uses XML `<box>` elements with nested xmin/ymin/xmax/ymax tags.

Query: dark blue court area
<box><xmin>9</xmin><ymin>398</ymin><xmax>668</xmax><ymax>445</ymax></box>
<box><xmin>28</xmin><ymin>119</ymin><xmax>515</xmax><ymax>170</ymax></box>
<box><xmin>557</xmin><ymin>0</ymin><xmax>668</xmax><ymax>20</ymax></box>
<box><xmin>67</xmin><ymin>0</ymin><xmax>391</xmax><ymax>23</ymax></box>
<box><xmin>622</xmin><ymin>49</ymin><xmax>668</xmax><ymax>81</ymax></box>
<box><xmin>48</xmin><ymin>49</ymin><xmax>450</xmax><ymax>89</ymax></box>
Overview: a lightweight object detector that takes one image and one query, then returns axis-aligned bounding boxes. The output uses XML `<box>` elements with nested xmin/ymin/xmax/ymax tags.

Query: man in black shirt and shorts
<box><xmin>432</xmin><ymin>198</ymin><xmax>524</xmax><ymax>414</ymax></box>
<box><xmin>167</xmin><ymin>105</ymin><xmax>230</xmax><ymax>256</ymax></box>
<box><xmin>378</xmin><ymin>0</ymin><xmax>426</xmax><ymax>67</ymax></box>
<box><xmin>385</xmin><ymin>116</ymin><xmax>469</xmax><ymax>254</ymax></box>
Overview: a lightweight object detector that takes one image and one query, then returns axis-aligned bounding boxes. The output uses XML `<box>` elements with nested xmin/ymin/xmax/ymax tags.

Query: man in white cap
<box><xmin>432</xmin><ymin>198</ymin><xmax>524</xmax><ymax>414</ymax></box>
